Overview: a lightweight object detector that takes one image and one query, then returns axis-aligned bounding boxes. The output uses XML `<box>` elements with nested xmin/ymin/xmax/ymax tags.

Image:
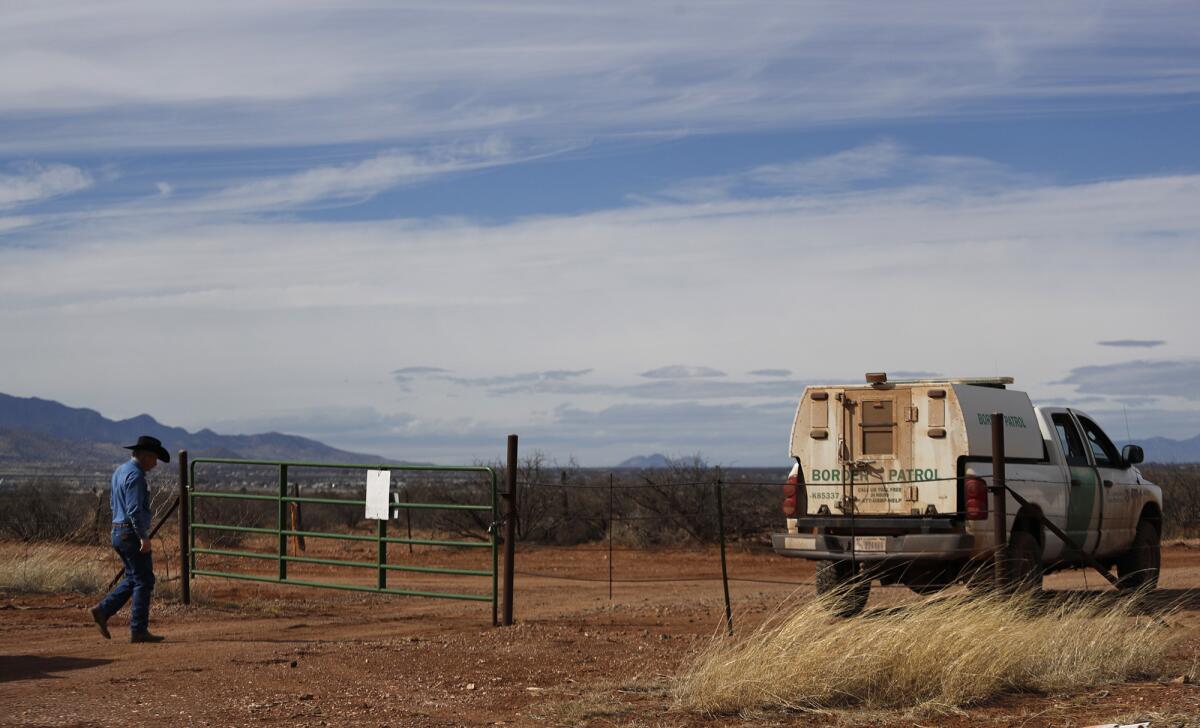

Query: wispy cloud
<box><xmin>3</xmin><ymin>3</ymin><xmax>1199</xmax><ymax>152</ymax></box>
<box><xmin>200</xmin><ymin>140</ymin><xmax>515</xmax><ymax>211</ymax></box>
<box><xmin>444</xmin><ymin>369</ymin><xmax>594</xmax><ymax>387</ymax></box>
<box><xmin>1058</xmin><ymin>360</ymin><xmax>1200</xmax><ymax>401</ymax></box>
<box><xmin>655</xmin><ymin>141</ymin><xmax>1026</xmax><ymax>202</ymax></box>
<box><xmin>0</xmin><ymin>162</ymin><xmax>92</xmax><ymax>209</ymax></box>
<box><xmin>484</xmin><ymin>375</ymin><xmax>808</xmax><ymax>400</ymax></box>
<box><xmin>0</xmin><ymin>141</ymin><xmax>535</xmax><ymax>234</ymax></box>
<box><xmin>640</xmin><ymin>365</ymin><xmax>726</xmax><ymax>379</ymax></box>
<box><xmin>1098</xmin><ymin>339</ymin><xmax>1166</xmax><ymax>348</ymax></box>
<box><xmin>891</xmin><ymin>371</ymin><xmax>944</xmax><ymax>379</ymax></box>
<box><xmin>392</xmin><ymin>366</ymin><xmax>450</xmax><ymax>376</ymax></box>
<box><xmin>749</xmin><ymin>369</ymin><xmax>791</xmax><ymax>378</ymax></box>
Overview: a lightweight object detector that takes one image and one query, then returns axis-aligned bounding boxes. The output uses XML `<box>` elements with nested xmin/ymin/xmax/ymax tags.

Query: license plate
<box><xmin>783</xmin><ymin>536</ymin><xmax>816</xmax><ymax>551</ymax></box>
<box><xmin>854</xmin><ymin>536</ymin><xmax>887</xmax><ymax>552</ymax></box>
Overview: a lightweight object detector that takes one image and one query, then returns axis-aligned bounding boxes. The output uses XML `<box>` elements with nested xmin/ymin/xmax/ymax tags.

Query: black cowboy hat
<box><xmin>124</xmin><ymin>435</ymin><xmax>170</xmax><ymax>463</ymax></box>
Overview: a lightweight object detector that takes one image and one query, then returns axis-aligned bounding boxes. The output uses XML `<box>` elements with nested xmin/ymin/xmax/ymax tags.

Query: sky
<box><xmin>1</xmin><ymin>1</ymin><xmax>1199</xmax><ymax>465</ymax></box>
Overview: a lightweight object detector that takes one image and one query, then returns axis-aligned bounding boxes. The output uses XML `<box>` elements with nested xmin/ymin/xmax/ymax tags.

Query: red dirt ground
<box><xmin>2</xmin><ymin>543</ymin><xmax>1200</xmax><ymax>727</ymax></box>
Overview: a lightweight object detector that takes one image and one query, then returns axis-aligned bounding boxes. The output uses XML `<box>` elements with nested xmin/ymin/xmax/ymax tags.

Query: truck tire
<box><xmin>815</xmin><ymin>560</ymin><xmax>870</xmax><ymax>617</ymax></box>
<box><xmin>1117</xmin><ymin>518</ymin><xmax>1160</xmax><ymax>591</ymax></box>
<box><xmin>964</xmin><ymin>531</ymin><xmax>1042</xmax><ymax>593</ymax></box>
<box><xmin>1004</xmin><ymin>529</ymin><xmax>1043</xmax><ymax>593</ymax></box>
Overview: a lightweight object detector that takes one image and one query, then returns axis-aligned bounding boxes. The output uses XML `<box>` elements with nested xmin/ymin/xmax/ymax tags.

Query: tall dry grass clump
<box><xmin>0</xmin><ymin>543</ymin><xmax>108</xmax><ymax>595</ymax></box>
<box><xmin>675</xmin><ymin>587</ymin><xmax>1172</xmax><ymax>714</ymax></box>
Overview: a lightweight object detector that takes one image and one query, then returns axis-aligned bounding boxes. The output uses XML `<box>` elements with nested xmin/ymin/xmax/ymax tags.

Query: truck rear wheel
<box><xmin>815</xmin><ymin>560</ymin><xmax>870</xmax><ymax>617</ymax></box>
<box><xmin>1004</xmin><ymin>530</ymin><xmax>1043</xmax><ymax>593</ymax></box>
<box><xmin>1117</xmin><ymin>518</ymin><xmax>1160</xmax><ymax>591</ymax></box>
<box><xmin>964</xmin><ymin>530</ymin><xmax>1042</xmax><ymax>593</ymax></box>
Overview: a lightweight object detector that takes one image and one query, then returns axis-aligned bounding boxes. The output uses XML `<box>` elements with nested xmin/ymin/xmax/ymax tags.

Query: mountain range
<box><xmin>1</xmin><ymin>392</ymin><xmax>1197</xmax><ymax>467</ymax></box>
<box><xmin>0</xmin><ymin>392</ymin><xmax>386</xmax><ymax>465</ymax></box>
<box><xmin>1122</xmin><ymin>435</ymin><xmax>1200</xmax><ymax>464</ymax></box>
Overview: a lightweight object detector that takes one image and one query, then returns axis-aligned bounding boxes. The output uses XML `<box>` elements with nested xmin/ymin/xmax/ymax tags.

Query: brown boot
<box><xmin>89</xmin><ymin>607</ymin><xmax>111</xmax><ymax>640</ymax></box>
<box><xmin>130</xmin><ymin>631</ymin><xmax>165</xmax><ymax>644</ymax></box>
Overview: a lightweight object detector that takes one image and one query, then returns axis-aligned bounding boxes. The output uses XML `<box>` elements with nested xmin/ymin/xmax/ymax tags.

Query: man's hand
<box><xmin>139</xmin><ymin>538</ymin><xmax>152</xmax><ymax>554</ymax></box>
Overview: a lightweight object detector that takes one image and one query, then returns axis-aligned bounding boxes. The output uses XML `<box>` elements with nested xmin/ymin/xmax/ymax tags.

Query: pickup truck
<box><xmin>771</xmin><ymin>374</ymin><xmax>1162</xmax><ymax>615</ymax></box>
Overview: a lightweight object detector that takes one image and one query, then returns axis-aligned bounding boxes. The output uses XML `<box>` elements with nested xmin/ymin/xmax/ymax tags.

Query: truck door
<box><xmin>1073</xmin><ymin>413</ymin><xmax>1137</xmax><ymax>556</ymax></box>
<box><xmin>843</xmin><ymin>389</ymin><xmax>914</xmax><ymax>514</ymax></box>
<box><xmin>1050</xmin><ymin>412</ymin><xmax>1100</xmax><ymax>555</ymax></box>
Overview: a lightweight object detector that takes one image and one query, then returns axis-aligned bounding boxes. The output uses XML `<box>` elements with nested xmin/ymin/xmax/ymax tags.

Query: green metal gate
<box><xmin>185</xmin><ymin>458</ymin><xmax>499</xmax><ymax>624</ymax></box>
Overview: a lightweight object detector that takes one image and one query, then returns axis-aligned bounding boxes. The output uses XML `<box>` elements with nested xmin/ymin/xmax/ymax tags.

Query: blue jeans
<box><xmin>97</xmin><ymin>527</ymin><xmax>155</xmax><ymax>633</ymax></box>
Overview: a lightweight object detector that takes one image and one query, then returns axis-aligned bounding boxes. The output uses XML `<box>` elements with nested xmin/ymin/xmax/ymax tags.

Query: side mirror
<box><xmin>1122</xmin><ymin>444</ymin><xmax>1144</xmax><ymax>466</ymax></box>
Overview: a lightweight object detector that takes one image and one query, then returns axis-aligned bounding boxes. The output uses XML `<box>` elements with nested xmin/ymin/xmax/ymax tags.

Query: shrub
<box><xmin>0</xmin><ymin>543</ymin><xmax>108</xmax><ymax>595</ymax></box>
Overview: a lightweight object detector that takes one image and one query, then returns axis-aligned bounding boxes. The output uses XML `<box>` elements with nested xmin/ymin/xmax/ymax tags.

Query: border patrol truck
<box><xmin>772</xmin><ymin>373</ymin><xmax>1162</xmax><ymax>615</ymax></box>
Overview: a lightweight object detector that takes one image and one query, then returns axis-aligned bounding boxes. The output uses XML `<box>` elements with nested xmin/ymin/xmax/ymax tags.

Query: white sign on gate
<box><xmin>365</xmin><ymin>469</ymin><xmax>391</xmax><ymax>520</ymax></box>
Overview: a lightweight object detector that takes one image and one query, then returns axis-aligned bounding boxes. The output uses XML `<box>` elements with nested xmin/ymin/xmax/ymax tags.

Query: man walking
<box><xmin>90</xmin><ymin>435</ymin><xmax>170</xmax><ymax>643</ymax></box>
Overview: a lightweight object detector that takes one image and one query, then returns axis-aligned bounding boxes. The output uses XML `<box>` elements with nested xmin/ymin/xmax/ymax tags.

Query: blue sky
<box><xmin>1</xmin><ymin>2</ymin><xmax>1199</xmax><ymax>464</ymax></box>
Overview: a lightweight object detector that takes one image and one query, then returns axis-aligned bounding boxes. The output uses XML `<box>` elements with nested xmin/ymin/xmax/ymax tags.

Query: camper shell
<box><xmin>789</xmin><ymin>376</ymin><xmax>1041</xmax><ymax>521</ymax></box>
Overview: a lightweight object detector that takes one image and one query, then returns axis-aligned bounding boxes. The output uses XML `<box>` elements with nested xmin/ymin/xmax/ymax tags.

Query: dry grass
<box><xmin>675</xmin><ymin>587</ymin><xmax>1174</xmax><ymax>715</ymax></box>
<box><xmin>0</xmin><ymin>542</ymin><xmax>109</xmax><ymax>595</ymax></box>
<box><xmin>531</xmin><ymin>694</ymin><xmax>634</xmax><ymax>726</ymax></box>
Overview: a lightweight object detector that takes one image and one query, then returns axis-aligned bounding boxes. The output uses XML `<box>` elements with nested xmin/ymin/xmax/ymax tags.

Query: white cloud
<box><xmin>0</xmin><ymin>162</ymin><xmax>92</xmax><ymax>208</ymax></box>
<box><xmin>1</xmin><ymin>3</ymin><xmax>1198</xmax><ymax>152</ymax></box>
<box><xmin>2</xmin><ymin>165</ymin><xmax>1199</xmax><ymax>463</ymax></box>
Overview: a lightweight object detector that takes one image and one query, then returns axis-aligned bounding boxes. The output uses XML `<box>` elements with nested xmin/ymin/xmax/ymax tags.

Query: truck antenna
<box><xmin>1123</xmin><ymin>405</ymin><xmax>1133</xmax><ymax>443</ymax></box>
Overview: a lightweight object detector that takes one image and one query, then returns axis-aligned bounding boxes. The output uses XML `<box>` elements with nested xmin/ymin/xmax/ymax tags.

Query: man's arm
<box><xmin>122</xmin><ymin>471</ymin><xmax>152</xmax><ymax>551</ymax></box>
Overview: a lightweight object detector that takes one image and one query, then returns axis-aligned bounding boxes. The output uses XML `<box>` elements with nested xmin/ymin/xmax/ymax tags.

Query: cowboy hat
<box><xmin>123</xmin><ymin>435</ymin><xmax>170</xmax><ymax>463</ymax></box>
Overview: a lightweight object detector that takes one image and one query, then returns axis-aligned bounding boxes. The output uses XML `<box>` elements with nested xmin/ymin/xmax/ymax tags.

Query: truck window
<box><xmin>1076</xmin><ymin>415</ymin><xmax>1122</xmax><ymax>468</ymax></box>
<box><xmin>1051</xmin><ymin>413</ymin><xmax>1089</xmax><ymax>466</ymax></box>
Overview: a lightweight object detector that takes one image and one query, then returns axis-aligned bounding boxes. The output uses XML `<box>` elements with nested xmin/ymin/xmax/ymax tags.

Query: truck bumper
<box><xmin>771</xmin><ymin>530</ymin><xmax>976</xmax><ymax>562</ymax></box>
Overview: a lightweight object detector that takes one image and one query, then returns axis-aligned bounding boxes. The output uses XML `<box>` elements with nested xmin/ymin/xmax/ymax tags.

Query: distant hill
<box><xmin>0</xmin><ymin>392</ymin><xmax>389</xmax><ymax>465</ymax></box>
<box><xmin>1124</xmin><ymin>434</ymin><xmax>1200</xmax><ymax>464</ymax></box>
<box><xmin>616</xmin><ymin>453</ymin><xmax>675</xmax><ymax>469</ymax></box>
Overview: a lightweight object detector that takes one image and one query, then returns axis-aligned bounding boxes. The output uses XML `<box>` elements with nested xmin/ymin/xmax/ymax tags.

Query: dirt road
<box><xmin>3</xmin><ymin>544</ymin><xmax>1200</xmax><ymax>727</ymax></box>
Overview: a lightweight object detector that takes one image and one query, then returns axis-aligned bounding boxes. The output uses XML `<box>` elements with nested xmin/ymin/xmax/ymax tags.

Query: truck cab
<box><xmin>772</xmin><ymin>373</ymin><xmax>1162</xmax><ymax>613</ymax></box>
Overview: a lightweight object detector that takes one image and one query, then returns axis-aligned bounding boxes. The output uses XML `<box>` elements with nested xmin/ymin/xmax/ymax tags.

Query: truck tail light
<box><xmin>965</xmin><ymin>477</ymin><xmax>988</xmax><ymax>520</ymax></box>
<box><xmin>782</xmin><ymin>474</ymin><xmax>802</xmax><ymax>516</ymax></box>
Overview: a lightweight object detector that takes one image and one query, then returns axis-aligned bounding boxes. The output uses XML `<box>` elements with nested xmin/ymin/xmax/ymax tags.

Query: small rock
<box><xmin>466</xmin><ymin>683</ymin><xmax>476</xmax><ymax>691</ymax></box>
<box><xmin>289</xmin><ymin>660</ymin><xmax>298</xmax><ymax>668</ymax></box>
<box><xmin>299</xmin><ymin>693</ymin><xmax>313</xmax><ymax>701</ymax></box>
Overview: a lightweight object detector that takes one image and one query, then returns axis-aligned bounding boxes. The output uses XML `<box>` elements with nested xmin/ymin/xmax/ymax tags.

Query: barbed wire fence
<box><xmin>0</xmin><ymin>467</ymin><xmax>184</xmax><ymax>592</ymax></box>
<box><xmin>505</xmin><ymin>466</ymin><xmax>963</xmax><ymax>633</ymax></box>
<box><xmin>4</xmin><ymin>459</ymin><xmax>1199</xmax><ymax>631</ymax></box>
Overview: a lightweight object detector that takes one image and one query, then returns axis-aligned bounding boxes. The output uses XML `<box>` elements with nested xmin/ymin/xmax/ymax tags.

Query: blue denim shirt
<box><xmin>111</xmin><ymin>459</ymin><xmax>151</xmax><ymax>540</ymax></box>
